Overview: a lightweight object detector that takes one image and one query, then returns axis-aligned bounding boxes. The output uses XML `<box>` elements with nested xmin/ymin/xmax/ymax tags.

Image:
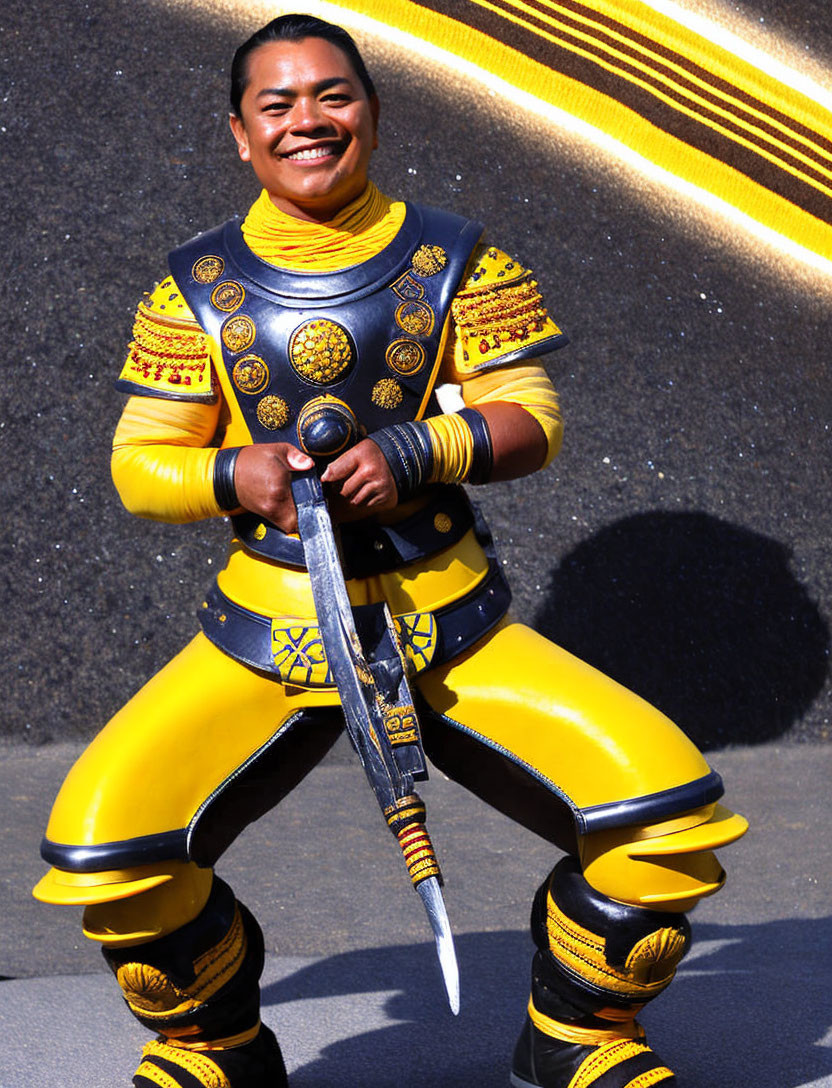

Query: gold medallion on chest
<box><xmin>221</xmin><ymin>314</ymin><xmax>256</xmax><ymax>354</ymax></box>
<box><xmin>232</xmin><ymin>354</ymin><xmax>269</xmax><ymax>394</ymax></box>
<box><xmin>289</xmin><ymin>319</ymin><xmax>354</xmax><ymax>384</ymax></box>
<box><xmin>191</xmin><ymin>255</ymin><xmax>225</xmax><ymax>284</ymax></box>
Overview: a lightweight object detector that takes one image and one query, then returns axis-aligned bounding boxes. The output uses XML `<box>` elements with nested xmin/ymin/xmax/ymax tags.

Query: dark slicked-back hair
<box><xmin>230</xmin><ymin>14</ymin><xmax>376</xmax><ymax>116</ymax></box>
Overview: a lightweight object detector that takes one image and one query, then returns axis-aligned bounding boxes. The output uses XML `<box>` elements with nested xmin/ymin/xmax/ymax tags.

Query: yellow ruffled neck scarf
<box><xmin>241</xmin><ymin>183</ymin><xmax>406</xmax><ymax>271</ymax></box>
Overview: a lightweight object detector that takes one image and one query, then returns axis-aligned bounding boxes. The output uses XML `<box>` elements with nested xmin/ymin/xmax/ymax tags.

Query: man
<box><xmin>35</xmin><ymin>15</ymin><xmax>746</xmax><ymax>1088</ymax></box>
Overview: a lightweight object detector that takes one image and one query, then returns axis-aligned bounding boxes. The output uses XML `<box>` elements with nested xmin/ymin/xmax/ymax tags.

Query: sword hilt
<box><xmin>384</xmin><ymin>794</ymin><xmax>443</xmax><ymax>887</ymax></box>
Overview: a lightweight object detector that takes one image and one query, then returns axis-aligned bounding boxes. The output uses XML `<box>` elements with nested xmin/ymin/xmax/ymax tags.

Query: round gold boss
<box><xmin>386</xmin><ymin>338</ymin><xmax>426</xmax><ymax>376</ymax></box>
<box><xmin>394</xmin><ymin>301</ymin><xmax>434</xmax><ymax>337</ymax></box>
<box><xmin>221</xmin><ymin>314</ymin><xmax>256</xmax><ymax>354</ymax></box>
<box><xmin>256</xmin><ymin>395</ymin><xmax>291</xmax><ymax>430</ymax></box>
<box><xmin>192</xmin><ymin>255</ymin><xmax>224</xmax><ymax>284</ymax></box>
<box><xmin>434</xmin><ymin>513</ymin><xmax>453</xmax><ymax>533</ymax></box>
<box><xmin>232</xmin><ymin>354</ymin><xmax>269</xmax><ymax>394</ymax></box>
<box><xmin>289</xmin><ymin>319</ymin><xmax>353</xmax><ymax>384</ymax></box>
<box><xmin>411</xmin><ymin>244</ymin><xmax>448</xmax><ymax>277</ymax></box>
<box><xmin>210</xmin><ymin>280</ymin><xmax>245</xmax><ymax>312</ymax></box>
<box><xmin>371</xmin><ymin>378</ymin><xmax>404</xmax><ymax>409</ymax></box>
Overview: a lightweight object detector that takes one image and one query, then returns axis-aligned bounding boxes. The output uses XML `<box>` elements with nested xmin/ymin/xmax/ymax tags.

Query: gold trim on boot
<box><xmin>527</xmin><ymin>999</ymin><xmax>644</xmax><ymax>1046</ymax></box>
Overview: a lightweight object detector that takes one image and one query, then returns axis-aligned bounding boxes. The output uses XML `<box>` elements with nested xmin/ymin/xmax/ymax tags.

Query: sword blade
<box><xmin>292</xmin><ymin>471</ymin><xmax>459</xmax><ymax>1012</ymax></box>
<box><xmin>417</xmin><ymin>876</ymin><xmax>460</xmax><ymax>1015</ymax></box>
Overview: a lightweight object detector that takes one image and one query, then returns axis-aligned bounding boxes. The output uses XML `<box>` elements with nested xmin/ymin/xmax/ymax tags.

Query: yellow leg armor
<box><xmin>38</xmin><ymin>632</ymin><xmax>341</xmax><ymax>874</ymax></box>
<box><xmin>579</xmin><ymin>802</ymin><xmax>748</xmax><ymax>913</ymax></box>
<box><xmin>82</xmin><ymin>864</ymin><xmax>214</xmax><ymax>948</ymax></box>
<box><xmin>33</xmin><ymin>860</ymin><xmax>213</xmax><ymax>947</ymax></box>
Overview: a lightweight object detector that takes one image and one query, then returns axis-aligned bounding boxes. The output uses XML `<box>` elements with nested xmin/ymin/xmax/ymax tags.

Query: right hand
<box><xmin>233</xmin><ymin>442</ymin><xmax>314</xmax><ymax>533</ymax></box>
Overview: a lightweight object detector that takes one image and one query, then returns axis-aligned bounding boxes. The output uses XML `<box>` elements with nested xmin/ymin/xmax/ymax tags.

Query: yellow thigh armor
<box><xmin>36</xmin><ymin>619</ymin><xmax>732</xmax><ymax>904</ymax></box>
<box><xmin>37</xmin><ymin>633</ymin><xmax>341</xmax><ymax>899</ymax></box>
<box><xmin>417</xmin><ymin>620</ymin><xmax>723</xmax><ymax>848</ymax></box>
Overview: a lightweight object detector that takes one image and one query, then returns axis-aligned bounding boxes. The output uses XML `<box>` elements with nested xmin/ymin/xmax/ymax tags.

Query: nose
<box><xmin>290</xmin><ymin>95</ymin><xmax>331</xmax><ymax>133</ymax></box>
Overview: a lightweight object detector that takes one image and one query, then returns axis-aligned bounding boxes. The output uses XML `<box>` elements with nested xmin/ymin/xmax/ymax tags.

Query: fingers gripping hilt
<box><xmin>385</xmin><ymin>795</ymin><xmax>443</xmax><ymax>887</ymax></box>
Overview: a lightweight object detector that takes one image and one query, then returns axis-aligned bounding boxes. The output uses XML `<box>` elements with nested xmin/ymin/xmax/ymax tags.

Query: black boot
<box><xmin>511</xmin><ymin>1014</ymin><xmax>673</xmax><ymax>1087</ymax></box>
<box><xmin>134</xmin><ymin>1025</ymin><xmax>287</xmax><ymax>1087</ymax></box>
<box><xmin>105</xmin><ymin>877</ymin><xmax>288</xmax><ymax>1087</ymax></box>
<box><xmin>510</xmin><ymin>857</ymin><xmax>688</xmax><ymax>1087</ymax></box>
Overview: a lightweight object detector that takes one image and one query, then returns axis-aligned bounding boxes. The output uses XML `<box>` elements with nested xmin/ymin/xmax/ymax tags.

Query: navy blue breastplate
<box><xmin>168</xmin><ymin>203</ymin><xmax>483</xmax><ymax>450</ymax></box>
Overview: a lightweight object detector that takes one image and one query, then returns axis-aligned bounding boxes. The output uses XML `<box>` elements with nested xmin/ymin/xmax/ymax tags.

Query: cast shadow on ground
<box><xmin>532</xmin><ymin>511</ymin><xmax>829</xmax><ymax>750</ymax></box>
<box><xmin>262</xmin><ymin>919</ymin><xmax>832</xmax><ymax>1087</ymax></box>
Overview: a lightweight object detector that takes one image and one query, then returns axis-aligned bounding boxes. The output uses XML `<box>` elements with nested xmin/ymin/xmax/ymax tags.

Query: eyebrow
<box><xmin>255</xmin><ymin>77</ymin><xmax>352</xmax><ymax>99</ymax></box>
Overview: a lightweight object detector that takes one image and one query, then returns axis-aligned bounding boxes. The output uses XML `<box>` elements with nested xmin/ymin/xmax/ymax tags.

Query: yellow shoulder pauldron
<box><xmin>451</xmin><ymin>245</ymin><xmax>565</xmax><ymax>374</ymax></box>
<box><xmin>116</xmin><ymin>276</ymin><xmax>216</xmax><ymax>402</ymax></box>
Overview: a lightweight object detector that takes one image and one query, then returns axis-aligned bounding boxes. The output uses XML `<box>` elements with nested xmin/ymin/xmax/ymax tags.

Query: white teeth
<box><xmin>286</xmin><ymin>146</ymin><xmax>334</xmax><ymax>161</ymax></box>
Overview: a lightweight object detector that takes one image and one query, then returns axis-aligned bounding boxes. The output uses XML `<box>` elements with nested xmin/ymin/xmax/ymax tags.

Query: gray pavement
<box><xmin>2</xmin><ymin>741</ymin><xmax>831</xmax><ymax>1086</ymax></box>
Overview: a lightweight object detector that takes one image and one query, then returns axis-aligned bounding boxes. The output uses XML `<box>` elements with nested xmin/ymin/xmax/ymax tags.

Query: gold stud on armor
<box><xmin>411</xmin><ymin>244</ymin><xmax>448</xmax><ymax>277</ymax></box>
<box><xmin>394</xmin><ymin>301</ymin><xmax>435</xmax><ymax>337</ymax></box>
<box><xmin>256</xmin><ymin>395</ymin><xmax>291</xmax><ymax>430</ymax></box>
<box><xmin>386</xmin><ymin>338</ymin><xmax>426</xmax><ymax>376</ymax></box>
<box><xmin>191</xmin><ymin>255</ymin><xmax>224</xmax><ymax>284</ymax></box>
<box><xmin>210</xmin><ymin>281</ymin><xmax>245</xmax><ymax>313</ymax></box>
<box><xmin>371</xmin><ymin>379</ymin><xmax>404</xmax><ymax>409</ymax></box>
<box><xmin>232</xmin><ymin>355</ymin><xmax>270</xmax><ymax>394</ymax></box>
<box><xmin>221</xmin><ymin>314</ymin><xmax>256</xmax><ymax>354</ymax></box>
<box><xmin>390</xmin><ymin>271</ymin><xmax>426</xmax><ymax>301</ymax></box>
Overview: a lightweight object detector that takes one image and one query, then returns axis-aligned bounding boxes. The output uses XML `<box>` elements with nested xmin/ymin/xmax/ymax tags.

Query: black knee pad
<box><xmin>530</xmin><ymin>857</ymin><xmax>690</xmax><ymax>1020</ymax></box>
<box><xmin>105</xmin><ymin>876</ymin><xmax>265</xmax><ymax>1042</ymax></box>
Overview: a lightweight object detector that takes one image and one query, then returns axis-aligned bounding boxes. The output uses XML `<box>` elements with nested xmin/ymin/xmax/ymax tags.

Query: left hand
<box><xmin>321</xmin><ymin>438</ymin><xmax>398</xmax><ymax>521</ymax></box>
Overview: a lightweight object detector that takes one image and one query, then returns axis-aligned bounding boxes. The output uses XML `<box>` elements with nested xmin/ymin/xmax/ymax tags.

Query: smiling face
<box><xmin>229</xmin><ymin>37</ymin><xmax>379</xmax><ymax>222</ymax></box>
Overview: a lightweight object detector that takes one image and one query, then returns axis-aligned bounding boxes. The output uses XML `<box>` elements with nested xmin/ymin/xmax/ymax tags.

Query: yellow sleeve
<box><xmin>116</xmin><ymin>276</ymin><xmax>216</xmax><ymax>402</ymax></box>
<box><xmin>462</xmin><ymin>361</ymin><xmax>563</xmax><ymax>467</ymax></box>
<box><xmin>111</xmin><ymin>395</ymin><xmax>224</xmax><ymax>523</ymax></box>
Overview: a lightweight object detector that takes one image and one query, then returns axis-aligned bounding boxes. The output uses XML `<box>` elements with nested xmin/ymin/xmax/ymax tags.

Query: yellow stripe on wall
<box><xmin>474</xmin><ymin>0</ymin><xmax>832</xmax><ymax>193</ymax></box>
<box><xmin>314</xmin><ymin>0</ymin><xmax>832</xmax><ymax>264</ymax></box>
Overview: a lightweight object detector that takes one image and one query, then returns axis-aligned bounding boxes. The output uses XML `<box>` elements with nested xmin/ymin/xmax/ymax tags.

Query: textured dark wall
<box><xmin>1</xmin><ymin>0</ymin><xmax>829</xmax><ymax>747</ymax></box>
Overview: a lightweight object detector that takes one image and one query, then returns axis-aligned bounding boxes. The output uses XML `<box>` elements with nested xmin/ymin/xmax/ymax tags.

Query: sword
<box><xmin>291</xmin><ymin>469</ymin><xmax>460</xmax><ymax>1015</ymax></box>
